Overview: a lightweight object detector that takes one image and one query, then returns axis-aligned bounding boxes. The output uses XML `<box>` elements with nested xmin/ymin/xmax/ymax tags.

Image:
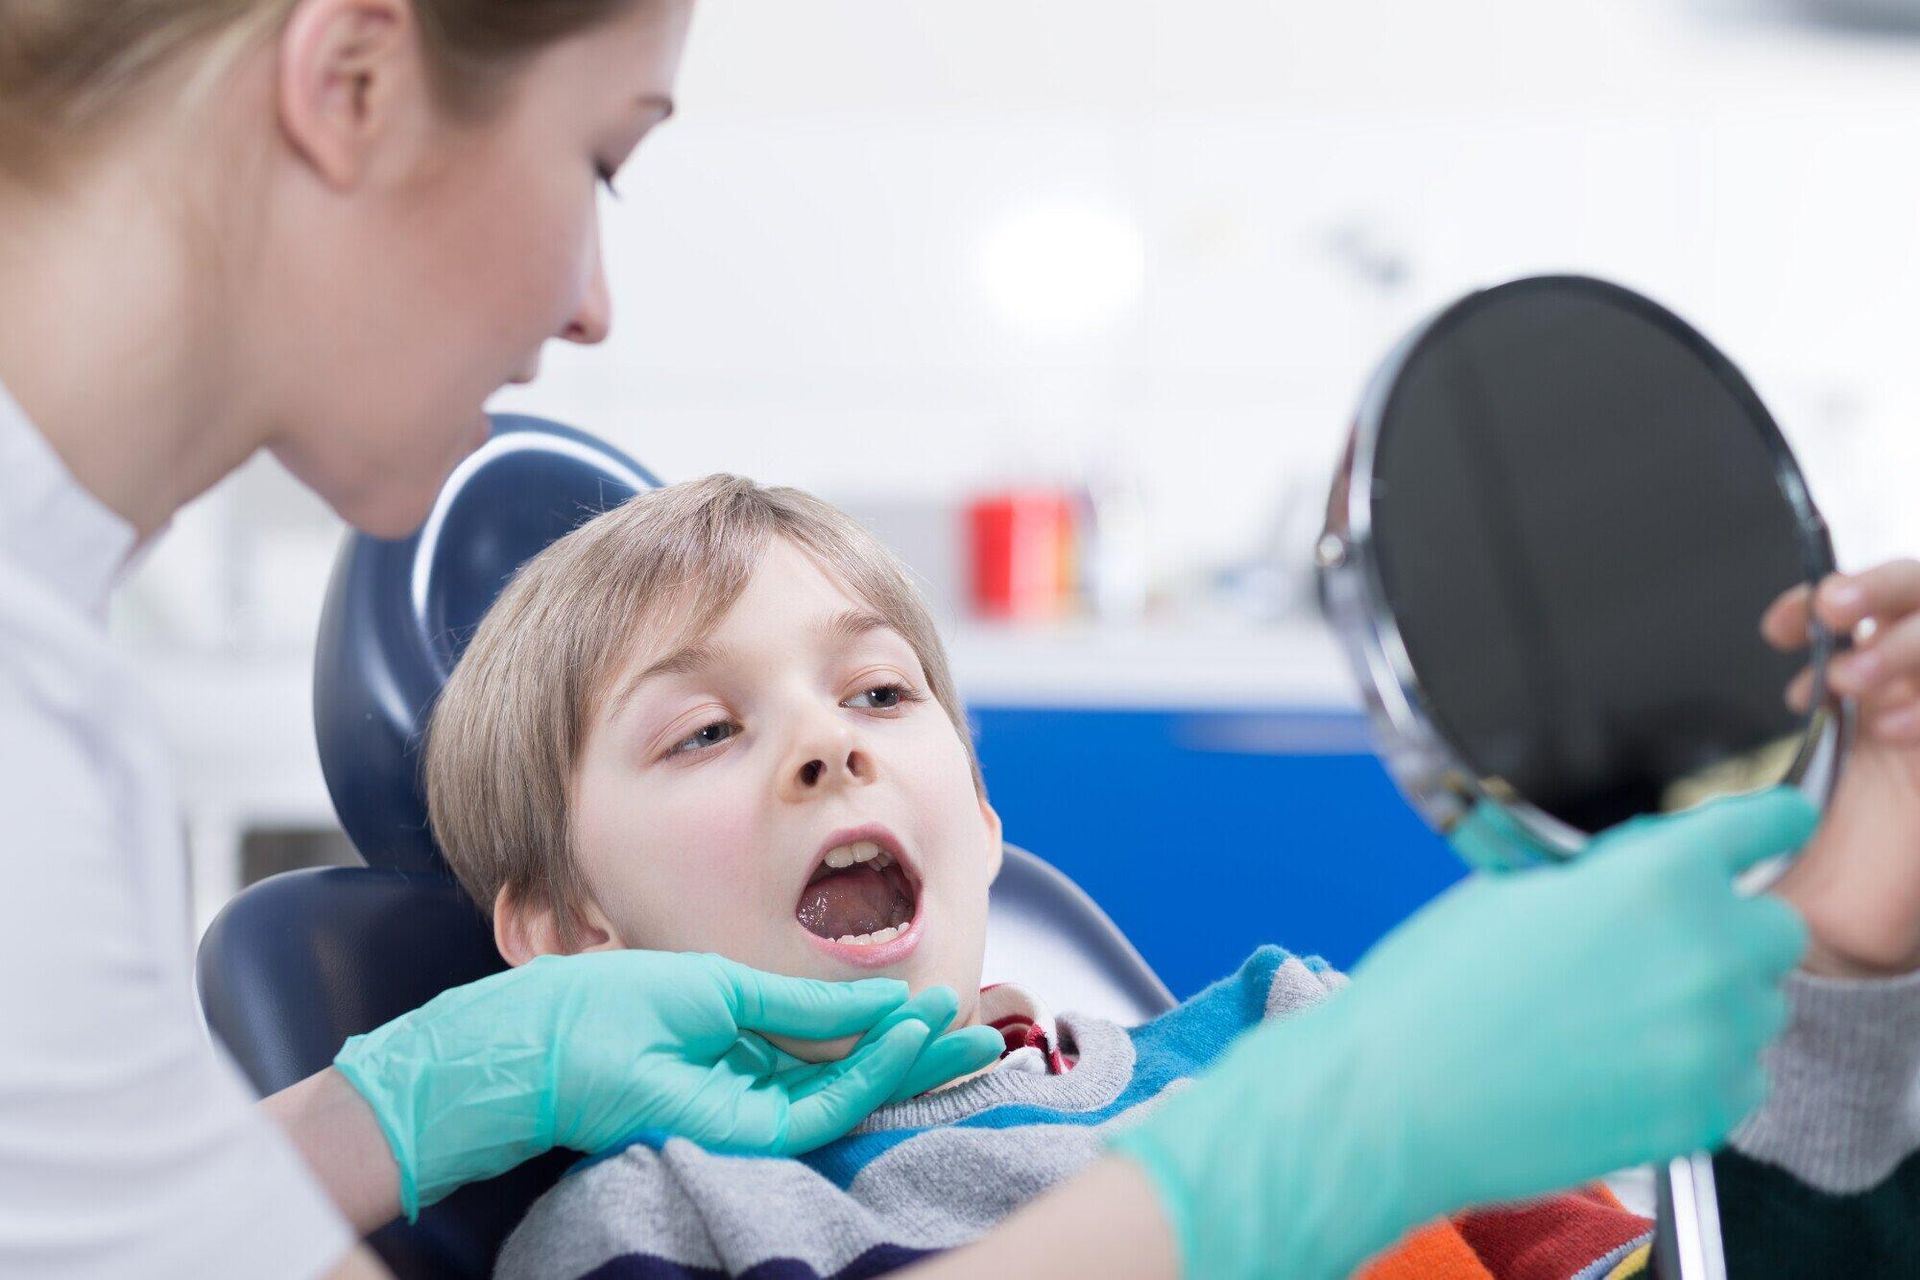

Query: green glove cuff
<box><xmin>334</xmin><ymin>1033</ymin><xmax>427</xmax><ymax>1222</ymax></box>
<box><xmin>334</xmin><ymin>1003</ymin><xmax>555</xmax><ymax>1222</ymax></box>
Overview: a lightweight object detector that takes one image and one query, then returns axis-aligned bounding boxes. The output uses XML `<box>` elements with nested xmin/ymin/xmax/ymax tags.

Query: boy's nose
<box><xmin>783</xmin><ymin>727</ymin><xmax>873</xmax><ymax>799</ymax></box>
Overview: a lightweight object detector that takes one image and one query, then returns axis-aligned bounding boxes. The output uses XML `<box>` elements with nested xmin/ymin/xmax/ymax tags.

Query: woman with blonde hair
<box><xmin>0</xmin><ymin>3</ymin><xmax>1005</xmax><ymax>1275</ymax></box>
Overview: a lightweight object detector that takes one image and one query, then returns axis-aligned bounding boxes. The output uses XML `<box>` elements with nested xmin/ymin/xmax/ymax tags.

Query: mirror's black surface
<box><xmin>1369</xmin><ymin>278</ymin><xmax>1829</xmax><ymax>836</ymax></box>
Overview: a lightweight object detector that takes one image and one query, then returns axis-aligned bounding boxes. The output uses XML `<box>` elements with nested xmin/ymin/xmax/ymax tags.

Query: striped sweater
<box><xmin>495</xmin><ymin>947</ymin><xmax>1920</xmax><ymax>1279</ymax></box>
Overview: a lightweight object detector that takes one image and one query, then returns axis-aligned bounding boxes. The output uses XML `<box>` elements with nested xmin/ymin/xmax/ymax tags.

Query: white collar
<box><xmin>0</xmin><ymin>377</ymin><xmax>137</xmax><ymax>621</ymax></box>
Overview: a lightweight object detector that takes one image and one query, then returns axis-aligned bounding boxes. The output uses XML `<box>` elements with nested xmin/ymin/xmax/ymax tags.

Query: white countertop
<box><xmin>946</xmin><ymin>617</ymin><xmax>1359</xmax><ymax>709</ymax></box>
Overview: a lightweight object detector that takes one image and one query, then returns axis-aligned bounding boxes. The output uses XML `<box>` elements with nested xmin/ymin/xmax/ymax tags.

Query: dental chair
<box><xmin>195</xmin><ymin>415</ymin><xmax>1176</xmax><ymax>1280</ymax></box>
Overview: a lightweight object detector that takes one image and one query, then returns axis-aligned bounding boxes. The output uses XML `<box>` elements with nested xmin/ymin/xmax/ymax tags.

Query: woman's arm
<box><xmin>262</xmin><ymin>1067</ymin><xmax>404</xmax><ymax>1236</ymax></box>
<box><xmin>903</xmin><ymin>1157</ymin><xmax>1179</xmax><ymax>1279</ymax></box>
<box><xmin>323</xmin><ymin>1244</ymin><xmax>397</xmax><ymax>1280</ymax></box>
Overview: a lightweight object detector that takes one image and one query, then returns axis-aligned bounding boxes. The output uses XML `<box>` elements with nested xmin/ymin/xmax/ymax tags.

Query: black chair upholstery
<box><xmin>312</xmin><ymin>415</ymin><xmax>659</xmax><ymax>875</ymax></box>
<box><xmin>197</xmin><ymin>867</ymin><xmax>573</xmax><ymax>1278</ymax></box>
<box><xmin>196</xmin><ymin>415</ymin><xmax>1172</xmax><ymax>1279</ymax></box>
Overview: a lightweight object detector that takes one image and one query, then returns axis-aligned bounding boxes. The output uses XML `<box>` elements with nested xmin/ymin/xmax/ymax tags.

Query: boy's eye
<box><xmin>669</xmin><ymin>720</ymin><xmax>737</xmax><ymax>755</ymax></box>
<box><xmin>844</xmin><ymin>683</ymin><xmax>910</xmax><ymax>711</ymax></box>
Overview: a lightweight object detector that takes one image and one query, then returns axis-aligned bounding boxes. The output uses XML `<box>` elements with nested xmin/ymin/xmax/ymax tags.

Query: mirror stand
<box><xmin>1655</xmin><ymin>1154</ymin><xmax>1726</xmax><ymax>1280</ymax></box>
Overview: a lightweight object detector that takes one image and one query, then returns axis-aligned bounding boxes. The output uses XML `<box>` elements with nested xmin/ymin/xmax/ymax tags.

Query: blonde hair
<box><xmin>0</xmin><ymin>0</ymin><xmax>640</xmax><ymax>185</ymax></box>
<box><xmin>425</xmin><ymin>474</ymin><xmax>982</xmax><ymax>945</ymax></box>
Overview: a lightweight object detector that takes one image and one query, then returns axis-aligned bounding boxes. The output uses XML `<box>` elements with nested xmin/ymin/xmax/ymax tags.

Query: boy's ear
<box><xmin>981</xmin><ymin>796</ymin><xmax>1005</xmax><ymax>882</ymax></box>
<box><xmin>277</xmin><ymin>0</ymin><xmax>426</xmax><ymax>191</ymax></box>
<box><xmin>493</xmin><ymin>883</ymin><xmax>623</xmax><ymax>966</ymax></box>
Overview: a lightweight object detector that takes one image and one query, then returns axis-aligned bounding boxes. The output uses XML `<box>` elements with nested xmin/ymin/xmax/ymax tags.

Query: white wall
<box><xmin>471</xmin><ymin>0</ymin><xmax>1920</xmax><ymax>582</ymax></box>
<box><xmin>120</xmin><ymin>0</ymin><xmax>1920</xmax><ymax>650</ymax></box>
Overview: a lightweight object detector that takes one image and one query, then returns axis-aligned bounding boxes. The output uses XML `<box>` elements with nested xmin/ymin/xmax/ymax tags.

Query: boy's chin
<box><xmin>764</xmin><ymin>1031</ymin><xmax>860</xmax><ymax>1064</ymax></box>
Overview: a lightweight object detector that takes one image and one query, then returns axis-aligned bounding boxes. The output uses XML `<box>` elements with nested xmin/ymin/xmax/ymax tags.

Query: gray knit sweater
<box><xmin>496</xmin><ymin>948</ymin><xmax>1920</xmax><ymax>1279</ymax></box>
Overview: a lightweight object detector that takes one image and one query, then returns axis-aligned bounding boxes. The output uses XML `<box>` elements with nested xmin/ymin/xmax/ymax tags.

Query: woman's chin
<box><xmin>270</xmin><ymin>411</ymin><xmax>486</xmax><ymax>540</ymax></box>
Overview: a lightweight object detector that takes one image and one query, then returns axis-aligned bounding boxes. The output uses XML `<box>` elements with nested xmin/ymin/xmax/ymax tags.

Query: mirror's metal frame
<box><xmin>1315</xmin><ymin>274</ymin><xmax>1845</xmax><ymax>1280</ymax></box>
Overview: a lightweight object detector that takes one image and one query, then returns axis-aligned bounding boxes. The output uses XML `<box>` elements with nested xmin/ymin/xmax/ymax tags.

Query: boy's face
<box><xmin>512</xmin><ymin>538</ymin><xmax>1001</xmax><ymax>1059</ymax></box>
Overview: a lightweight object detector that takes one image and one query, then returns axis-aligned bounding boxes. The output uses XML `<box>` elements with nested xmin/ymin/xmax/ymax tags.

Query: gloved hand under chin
<box><xmin>1111</xmin><ymin>786</ymin><xmax>1815</xmax><ymax>1280</ymax></box>
<box><xmin>334</xmin><ymin>950</ymin><xmax>1004</xmax><ymax>1219</ymax></box>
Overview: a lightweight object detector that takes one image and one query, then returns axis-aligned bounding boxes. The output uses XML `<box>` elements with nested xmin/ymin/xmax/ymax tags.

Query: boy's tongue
<box><xmin>796</xmin><ymin>863</ymin><xmax>914</xmax><ymax>939</ymax></box>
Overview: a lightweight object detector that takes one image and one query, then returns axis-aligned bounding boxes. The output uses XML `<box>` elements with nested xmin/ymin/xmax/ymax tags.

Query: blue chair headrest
<box><xmin>314</xmin><ymin>414</ymin><xmax>658</xmax><ymax>874</ymax></box>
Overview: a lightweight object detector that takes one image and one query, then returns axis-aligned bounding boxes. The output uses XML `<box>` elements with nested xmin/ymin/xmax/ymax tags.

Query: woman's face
<box><xmin>267</xmin><ymin>0</ymin><xmax>694</xmax><ymax>537</ymax></box>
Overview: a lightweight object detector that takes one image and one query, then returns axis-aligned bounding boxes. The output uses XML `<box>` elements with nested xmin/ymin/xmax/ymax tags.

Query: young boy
<box><xmin>425</xmin><ymin>474</ymin><xmax>1920</xmax><ymax>1279</ymax></box>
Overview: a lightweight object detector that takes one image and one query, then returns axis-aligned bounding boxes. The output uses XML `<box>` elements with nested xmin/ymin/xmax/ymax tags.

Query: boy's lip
<box><xmin>803</xmin><ymin>822</ymin><xmax>918</xmax><ymax>886</ymax></box>
<box><xmin>797</xmin><ymin>822</ymin><xmax>925</xmax><ymax>970</ymax></box>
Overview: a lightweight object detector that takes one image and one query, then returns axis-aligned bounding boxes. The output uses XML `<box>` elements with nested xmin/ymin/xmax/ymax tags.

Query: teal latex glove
<box><xmin>1111</xmin><ymin>787</ymin><xmax>1815</xmax><ymax>1280</ymax></box>
<box><xmin>334</xmin><ymin>951</ymin><xmax>1002</xmax><ymax>1219</ymax></box>
<box><xmin>750</xmin><ymin>984</ymin><xmax>1008</xmax><ymax>1108</ymax></box>
<box><xmin>1448</xmin><ymin>799</ymin><xmax>1564</xmax><ymax>873</ymax></box>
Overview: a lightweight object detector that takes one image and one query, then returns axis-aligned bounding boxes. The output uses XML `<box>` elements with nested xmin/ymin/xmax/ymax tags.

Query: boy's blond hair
<box><xmin>425</xmin><ymin>474</ymin><xmax>981</xmax><ymax>945</ymax></box>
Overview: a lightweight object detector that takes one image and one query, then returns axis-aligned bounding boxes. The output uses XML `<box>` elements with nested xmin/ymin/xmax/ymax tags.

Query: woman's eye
<box><xmin>670</xmin><ymin>720</ymin><xmax>736</xmax><ymax>755</ymax></box>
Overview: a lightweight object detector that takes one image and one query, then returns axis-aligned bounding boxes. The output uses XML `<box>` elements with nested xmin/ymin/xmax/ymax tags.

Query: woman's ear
<box><xmin>276</xmin><ymin>0</ymin><xmax>425</xmax><ymax>190</ymax></box>
<box><xmin>493</xmin><ymin>883</ymin><xmax>623</xmax><ymax>966</ymax></box>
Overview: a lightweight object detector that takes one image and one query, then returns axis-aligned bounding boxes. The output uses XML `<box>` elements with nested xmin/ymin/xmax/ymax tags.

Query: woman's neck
<box><xmin>0</xmin><ymin>161</ymin><xmax>267</xmax><ymax>544</ymax></box>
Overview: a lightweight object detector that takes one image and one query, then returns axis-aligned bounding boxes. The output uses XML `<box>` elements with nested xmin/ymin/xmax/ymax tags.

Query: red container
<box><xmin>966</xmin><ymin>490</ymin><xmax>1079</xmax><ymax>620</ymax></box>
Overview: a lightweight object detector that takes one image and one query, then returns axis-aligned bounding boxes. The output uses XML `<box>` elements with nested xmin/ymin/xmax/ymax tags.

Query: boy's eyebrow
<box><xmin>605</xmin><ymin>611</ymin><xmax>898</xmax><ymax>726</ymax></box>
<box><xmin>607</xmin><ymin>640</ymin><xmax>727</xmax><ymax>725</ymax></box>
<box><xmin>826</xmin><ymin>608</ymin><xmax>895</xmax><ymax>646</ymax></box>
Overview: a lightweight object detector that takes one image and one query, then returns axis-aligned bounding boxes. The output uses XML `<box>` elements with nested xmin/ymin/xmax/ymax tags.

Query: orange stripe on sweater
<box><xmin>1358</xmin><ymin>1185</ymin><xmax>1647</xmax><ymax>1280</ymax></box>
<box><xmin>1358</xmin><ymin>1219</ymin><xmax>1495</xmax><ymax>1280</ymax></box>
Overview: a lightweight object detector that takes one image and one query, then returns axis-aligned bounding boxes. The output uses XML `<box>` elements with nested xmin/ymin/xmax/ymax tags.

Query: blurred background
<box><xmin>122</xmin><ymin>0</ymin><xmax>1920</xmax><ymax>997</ymax></box>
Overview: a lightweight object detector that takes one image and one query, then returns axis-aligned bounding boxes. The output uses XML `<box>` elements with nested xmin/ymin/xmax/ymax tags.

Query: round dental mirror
<box><xmin>1317</xmin><ymin>274</ymin><xmax>1844</xmax><ymax>864</ymax></box>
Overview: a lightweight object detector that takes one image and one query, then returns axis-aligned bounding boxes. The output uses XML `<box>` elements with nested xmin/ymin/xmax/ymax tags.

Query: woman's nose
<box><xmin>561</xmin><ymin>221</ymin><xmax>612</xmax><ymax>346</ymax></box>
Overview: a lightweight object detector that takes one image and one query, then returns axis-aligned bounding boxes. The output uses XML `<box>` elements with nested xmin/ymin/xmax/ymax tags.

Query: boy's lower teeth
<box><xmin>835</xmin><ymin>924</ymin><xmax>904</xmax><ymax>946</ymax></box>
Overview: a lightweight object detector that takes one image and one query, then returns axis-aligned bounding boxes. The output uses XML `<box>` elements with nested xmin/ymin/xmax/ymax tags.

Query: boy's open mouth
<box><xmin>796</xmin><ymin>832</ymin><xmax>919</xmax><ymax>947</ymax></box>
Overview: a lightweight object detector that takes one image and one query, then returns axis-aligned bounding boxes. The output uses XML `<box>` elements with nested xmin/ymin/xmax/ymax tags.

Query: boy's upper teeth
<box><xmin>822</xmin><ymin>840</ymin><xmax>891</xmax><ymax>870</ymax></box>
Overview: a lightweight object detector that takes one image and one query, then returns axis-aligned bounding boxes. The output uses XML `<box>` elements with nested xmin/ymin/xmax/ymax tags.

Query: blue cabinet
<box><xmin>971</xmin><ymin>705</ymin><xmax>1466</xmax><ymax>999</ymax></box>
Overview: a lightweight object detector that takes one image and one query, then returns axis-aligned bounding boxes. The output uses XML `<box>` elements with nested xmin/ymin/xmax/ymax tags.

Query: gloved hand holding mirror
<box><xmin>1315</xmin><ymin>275</ymin><xmax>1865</xmax><ymax>1278</ymax></box>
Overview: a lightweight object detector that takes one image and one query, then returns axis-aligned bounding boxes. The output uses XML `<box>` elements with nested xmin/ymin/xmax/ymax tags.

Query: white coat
<box><xmin>0</xmin><ymin>380</ymin><xmax>350</xmax><ymax>1276</ymax></box>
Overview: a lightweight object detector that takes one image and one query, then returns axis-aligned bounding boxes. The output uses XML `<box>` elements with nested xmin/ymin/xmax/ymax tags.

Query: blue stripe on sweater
<box><xmin>580</xmin><ymin>1244</ymin><xmax>939</xmax><ymax>1280</ymax></box>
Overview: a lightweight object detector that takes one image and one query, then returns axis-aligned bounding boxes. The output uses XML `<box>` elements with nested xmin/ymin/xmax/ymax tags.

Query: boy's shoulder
<box><xmin>1129</xmin><ymin>944</ymin><xmax>1348</xmax><ymax>1073</ymax></box>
